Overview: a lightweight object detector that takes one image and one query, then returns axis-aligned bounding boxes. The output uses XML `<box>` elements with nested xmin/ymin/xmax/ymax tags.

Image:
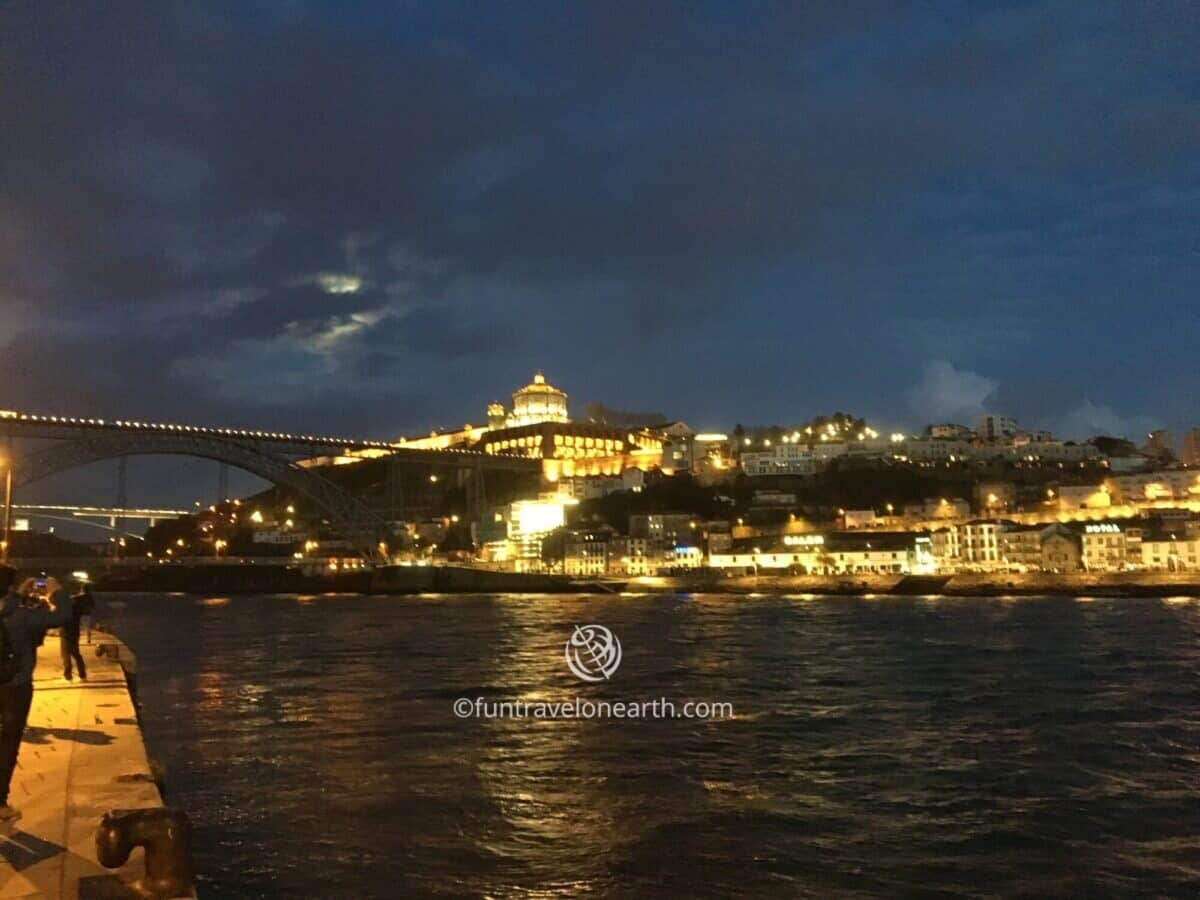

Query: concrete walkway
<box><xmin>1</xmin><ymin>634</ymin><xmax>165</xmax><ymax>899</ymax></box>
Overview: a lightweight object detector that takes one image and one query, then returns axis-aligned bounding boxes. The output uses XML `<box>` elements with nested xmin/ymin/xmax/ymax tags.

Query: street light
<box><xmin>0</xmin><ymin>455</ymin><xmax>10</xmax><ymax>563</ymax></box>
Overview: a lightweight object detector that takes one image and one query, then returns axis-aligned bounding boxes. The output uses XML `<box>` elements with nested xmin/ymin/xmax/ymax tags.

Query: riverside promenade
<box><xmin>1</xmin><ymin>634</ymin><xmax>179</xmax><ymax>899</ymax></box>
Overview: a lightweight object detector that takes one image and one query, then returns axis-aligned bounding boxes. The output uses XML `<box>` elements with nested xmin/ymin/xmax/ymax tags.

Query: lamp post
<box><xmin>2</xmin><ymin>458</ymin><xmax>11</xmax><ymax>563</ymax></box>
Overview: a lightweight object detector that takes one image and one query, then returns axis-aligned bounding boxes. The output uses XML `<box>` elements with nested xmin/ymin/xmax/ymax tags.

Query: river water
<box><xmin>99</xmin><ymin>592</ymin><xmax>1200</xmax><ymax>898</ymax></box>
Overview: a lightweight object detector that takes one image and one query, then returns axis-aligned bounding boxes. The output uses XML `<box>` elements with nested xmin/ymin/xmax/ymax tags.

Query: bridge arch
<box><xmin>12</xmin><ymin>433</ymin><xmax>390</xmax><ymax>561</ymax></box>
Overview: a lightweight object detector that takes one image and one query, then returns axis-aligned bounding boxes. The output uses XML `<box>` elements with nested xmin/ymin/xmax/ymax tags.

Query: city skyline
<box><xmin>1</xmin><ymin>3</ymin><xmax>1197</xmax><ymax>448</ymax></box>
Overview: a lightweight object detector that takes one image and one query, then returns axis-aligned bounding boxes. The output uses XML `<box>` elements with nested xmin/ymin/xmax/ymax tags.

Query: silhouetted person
<box><xmin>0</xmin><ymin>565</ymin><xmax>71</xmax><ymax>827</ymax></box>
<box><xmin>63</xmin><ymin>583</ymin><xmax>93</xmax><ymax>681</ymax></box>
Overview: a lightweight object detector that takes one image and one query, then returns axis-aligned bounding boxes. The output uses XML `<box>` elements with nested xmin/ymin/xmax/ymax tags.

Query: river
<box><xmin>99</xmin><ymin>592</ymin><xmax>1200</xmax><ymax>898</ymax></box>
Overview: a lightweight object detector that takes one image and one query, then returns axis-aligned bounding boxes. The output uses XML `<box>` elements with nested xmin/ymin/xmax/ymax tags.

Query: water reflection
<box><xmin>102</xmin><ymin>593</ymin><xmax>1200</xmax><ymax>898</ymax></box>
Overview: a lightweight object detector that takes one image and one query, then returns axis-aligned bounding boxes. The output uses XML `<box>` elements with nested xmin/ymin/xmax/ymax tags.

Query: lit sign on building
<box><xmin>783</xmin><ymin>534</ymin><xmax>825</xmax><ymax>546</ymax></box>
<box><xmin>1085</xmin><ymin>523</ymin><xmax>1121</xmax><ymax>534</ymax></box>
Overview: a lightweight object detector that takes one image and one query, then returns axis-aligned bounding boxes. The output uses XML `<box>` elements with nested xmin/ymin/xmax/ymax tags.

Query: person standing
<box><xmin>63</xmin><ymin>583</ymin><xmax>93</xmax><ymax>680</ymax></box>
<box><xmin>0</xmin><ymin>566</ymin><xmax>71</xmax><ymax>827</ymax></box>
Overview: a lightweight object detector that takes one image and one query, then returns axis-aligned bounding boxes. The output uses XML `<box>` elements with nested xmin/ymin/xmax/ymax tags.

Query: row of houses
<box><xmin>554</xmin><ymin>515</ymin><xmax>1200</xmax><ymax>577</ymax></box>
<box><xmin>740</xmin><ymin>435</ymin><xmax>1102</xmax><ymax>476</ymax></box>
<box><xmin>936</xmin><ymin>517</ymin><xmax>1200</xmax><ymax>573</ymax></box>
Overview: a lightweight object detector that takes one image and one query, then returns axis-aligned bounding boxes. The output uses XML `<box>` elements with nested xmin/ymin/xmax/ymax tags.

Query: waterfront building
<box><xmin>665</xmin><ymin>545</ymin><xmax>705</xmax><ymax>570</ymax></box>
<box><xmin>1000</xmin><ymin>523</ymin><xmax>1080</xmax><ymax>571</ymax></box>
<box><xmin>1073</xmin><ymin>522</ymin><xmax>1128</xmax><ymax>572</ymax></box>
<box><xmin>506</xmin><ymin>496</ymin><xmax>577</xmax><ymax>572</ymax></box>
<box><xmin>705</xmin><ymin>523</ymin><xmax>733</xmax><ymax>555</ymax></box>
<box><xmin>708</xmin><ymin>531</ymin><xmax>930</xmax><ymax>575</ymax></box>
<box><xmin>609</xmin><ymin>536</ymin><xmax>651</xmax><ymax>576</ymax></box>
<box><xmin>1139</xmin><ymin>530</ymin><xmax>1200</xmax><ymax>571</ymax></box>
<box><xmin>1041</xmin><ymin>527</ymin><xmax>1083</xmax><ymax>572</ymax></box>
<box><xmin>563</xmin><ymin>525</ymin><xmax>618</xmax><ymax>576</ymax></box>
<box><xmin>999</xmin><ymin>524</ymin><xmax>1043</xmax><ymax>570</ymax></box>
<box><xmin>930</xmin><ymin>527</ymin><xmax>960</xmax><ymax>569</ymax></box>
<box><xmin>709</xmin><ymin>533</ymin><xmax>827</xmax><ymax>573</ymax></box>
<box><xmin>825</xmin><ymin>532</ymin><xmax>929</xmax><ymax>574</ymax></box>
<box><xmin>958</xmin><ymin>520</ymin><xmax>1008</xmax><ymax>571</ymax></box>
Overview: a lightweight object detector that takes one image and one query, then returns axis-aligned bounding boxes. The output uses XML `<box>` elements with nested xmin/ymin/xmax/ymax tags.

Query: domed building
<box><xmin>476</xmin><ymin>371</ymin><xmax>663</xmax><ymax>477</ymax></box>
<box><xmin>506</xmin><ymin>372</ymin><xmax>569</xmax><ymax>427</ymax></box>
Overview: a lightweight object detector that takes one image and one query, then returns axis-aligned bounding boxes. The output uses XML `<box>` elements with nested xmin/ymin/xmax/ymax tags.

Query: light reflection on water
<box><xmin>101</xmin><ymin>592</ymin><xmax>1200</xmax><ymax>898</ymax></box>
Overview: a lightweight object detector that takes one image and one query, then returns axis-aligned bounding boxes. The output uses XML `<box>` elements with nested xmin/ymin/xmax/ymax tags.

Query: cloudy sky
<box><xmin>2</xmin><ymin>0</ymin><xmax>1197</xmax><ymax>461</ymax></box>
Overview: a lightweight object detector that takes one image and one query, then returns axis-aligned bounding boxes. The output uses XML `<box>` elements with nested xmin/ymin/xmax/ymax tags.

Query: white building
<box><xmin>1076</xmin><ymin>522</ymin><xmax>1127</xmax><ymax>572</ymax></box>
<box><xmin>609</xmin><ymin>537</ymin><xmax>651</xmax><ymax>576</ymax></box>
<box><xmin>563</xmin><ymin>527</ymin><xmax>614</xmax><ymax>576</ymax></box>
<box><xmin>1140</xmin><ymin>532</ymin><xmax>1200</xmax><ymax>571</ymax></box>
<box><xmin>958</xmin><ymin>520</ymin><xmax>1006</xmax><ymax>570</ymax></box>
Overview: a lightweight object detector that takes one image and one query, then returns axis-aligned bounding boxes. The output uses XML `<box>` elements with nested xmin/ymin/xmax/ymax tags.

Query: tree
<box><xmin>540</xmin><ymin>527</ymin><xmax>570</xmax><ymax>571</ymax></box>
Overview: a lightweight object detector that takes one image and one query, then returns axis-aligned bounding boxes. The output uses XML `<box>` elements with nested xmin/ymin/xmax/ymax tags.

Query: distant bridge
<box><xmin>14</xmin><ymin>504</ymin><xmax>190</xmax><ymax>519</ymax></box>
<box><xmin>11</xmin><ymin>504</ymin><xmax>190</xmax><ymax>539</ymax></box>
<box><xmin>1</xmin><ymin>409</ymin><xmax>539</xmax><ymax>561</ymax></box>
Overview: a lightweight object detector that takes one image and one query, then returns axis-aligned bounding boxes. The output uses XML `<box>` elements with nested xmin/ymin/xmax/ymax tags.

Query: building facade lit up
<box><xmin>474</xmin><ymin>373</ymin><xmax>664</xmax><ymax>478</ymax></box>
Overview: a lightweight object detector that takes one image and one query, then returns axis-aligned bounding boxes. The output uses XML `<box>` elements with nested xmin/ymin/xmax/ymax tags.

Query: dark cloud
<box><xmin>0</xmin><ymin>0</ymin><xmax>1197</xmax><ymax>505</ymax></box>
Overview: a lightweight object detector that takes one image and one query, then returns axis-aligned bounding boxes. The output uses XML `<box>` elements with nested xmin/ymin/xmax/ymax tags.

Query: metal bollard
<box><xmin>96</xmin><ymin>807</ymin><xmax>195</xmax><ymax>898</ymax></box>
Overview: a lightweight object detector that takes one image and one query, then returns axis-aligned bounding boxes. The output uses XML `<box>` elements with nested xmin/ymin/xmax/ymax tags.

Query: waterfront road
<box><xmin>1</xmin><ymin>634</ymin><xmax>170</xmax><ymax>899</ymax></box>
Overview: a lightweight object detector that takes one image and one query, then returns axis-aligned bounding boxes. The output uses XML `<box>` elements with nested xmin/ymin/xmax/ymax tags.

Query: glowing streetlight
<box><xmin>0</xmin><ymin>455</ymin><xmax>10</xmax><ymax>563</ymax></box>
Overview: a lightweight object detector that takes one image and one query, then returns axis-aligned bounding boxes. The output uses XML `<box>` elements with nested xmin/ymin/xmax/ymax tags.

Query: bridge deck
<box><xmin>1</xmin><ymin>411</ymin><xmax>539</xmax><ymax>469</ymax></box>
<box><xmin>1</xmin><ymin>635</ymin><xmax>169</xmax><ymax>899</ymax></box>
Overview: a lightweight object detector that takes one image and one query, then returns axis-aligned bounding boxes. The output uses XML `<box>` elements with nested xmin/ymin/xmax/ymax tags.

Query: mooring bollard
<box><xmin>97</xmin><ymin>807</ymin><xmax>195</xmax><ymax>898</ymax></box>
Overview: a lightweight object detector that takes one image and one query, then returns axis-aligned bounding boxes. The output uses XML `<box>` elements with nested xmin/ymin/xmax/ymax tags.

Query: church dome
<box><xmin>509</xmin><ymin>372</ymin><xmax>569</xmax><ymax>426</ymax></box>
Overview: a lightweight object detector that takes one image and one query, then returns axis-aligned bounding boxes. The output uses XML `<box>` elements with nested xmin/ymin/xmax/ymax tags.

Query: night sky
<box><xmin>3</xmin><ymin>1</ymin><xmax>1198</xmax><ymax>461</ymax></box>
